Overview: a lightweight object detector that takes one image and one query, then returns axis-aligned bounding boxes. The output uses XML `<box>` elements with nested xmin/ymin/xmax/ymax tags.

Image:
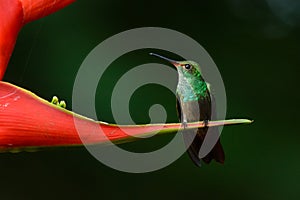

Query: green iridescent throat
<box><xmin>176</xmin><ymin>69</ymin><xmax>208</xmax><ymax>102</ymax></box>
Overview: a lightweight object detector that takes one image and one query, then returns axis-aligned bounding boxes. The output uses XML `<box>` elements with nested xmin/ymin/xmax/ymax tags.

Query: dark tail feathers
<box><xmin>184</xmin><ymin>130</ymin><xmax>225</xmax><ymax>166</ymax></box>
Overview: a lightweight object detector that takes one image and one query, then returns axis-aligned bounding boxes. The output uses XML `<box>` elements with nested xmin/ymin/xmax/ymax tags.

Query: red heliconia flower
<box><xmin>0</xmin><ymin>0</ymin><xmax>252</xmax><ymax>151</ymax></box>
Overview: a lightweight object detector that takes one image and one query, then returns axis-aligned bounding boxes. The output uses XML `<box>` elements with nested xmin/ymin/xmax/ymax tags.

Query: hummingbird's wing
<box><xmin>176</xmin><ymin>97</ymin><xmax>182</xmax><ymax>123</ymax></box>
<box><xmin>176</xmin><ymin>90</ymin><xmax>225</xmax><ymax>166</ymax></box>
<box><xmin>197</xmin><ymin>89</ymin><xmax>225</xmax><ymax>163</ymax></box>
<box><xmin>202</xmin><ymin>90</ymin><xmax>225</xmax><ymax>164</ymax></box>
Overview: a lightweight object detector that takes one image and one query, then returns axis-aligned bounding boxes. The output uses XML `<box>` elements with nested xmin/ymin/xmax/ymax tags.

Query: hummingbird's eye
<box><xmin>184</xmin><ymin>64</ymin><xmax>191</xmax><ymax>70</ymax></box>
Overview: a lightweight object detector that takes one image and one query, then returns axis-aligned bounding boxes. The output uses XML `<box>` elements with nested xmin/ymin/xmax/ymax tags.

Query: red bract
<box><xmin>0</xmin><ymin>81</ymin><xmax>164</xmax><ymax>151</ymax></box>
<box><xmin>0</xmin><ymin>0</ymin><xmax>75</xmax><ymax>80</ymax></box>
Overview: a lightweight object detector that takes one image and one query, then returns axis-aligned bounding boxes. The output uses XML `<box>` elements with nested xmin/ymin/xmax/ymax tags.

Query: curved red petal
<box><xmin>19</xmin><ymin>0</ymin><xmax>75</xmax><ymax>24</ymax></box>
<box><xmin>0</xmin><ymin>0</ymin><xmax>23</xmax><ymax>80</ymax></box>
<box><xmin>0</xmin><ymin>0</ymin><xmax>75</xmax><ymax>80</ymax></box>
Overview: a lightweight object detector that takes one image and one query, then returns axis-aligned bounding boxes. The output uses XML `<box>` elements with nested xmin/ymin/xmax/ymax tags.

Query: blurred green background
<box><xmin>2</xmin><ymin>0</ymin><xmax>300</xmax><ymax>199</ymax></box>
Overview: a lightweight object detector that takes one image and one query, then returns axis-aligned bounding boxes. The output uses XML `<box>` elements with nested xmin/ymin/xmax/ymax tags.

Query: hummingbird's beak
<box><xmin>149</xmin><ymin>53</ymin><xmax>180</xmax><ymax>67</ymax></box>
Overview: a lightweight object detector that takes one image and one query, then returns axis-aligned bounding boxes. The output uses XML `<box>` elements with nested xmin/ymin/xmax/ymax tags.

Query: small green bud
<box><xmin>59</xmin><ymin>100</ymin><xmax>66</xmax><ymax>108</ymax></box>
<box><xmin>51</xmin><ymin>96</ymin><xmax>59</xmax><ymax>105</ymax></box>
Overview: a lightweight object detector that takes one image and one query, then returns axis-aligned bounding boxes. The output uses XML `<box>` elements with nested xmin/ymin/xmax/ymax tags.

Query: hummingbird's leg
<box><xmin>182</xmin><ymin>111</ymin><xmax>188</xmax><ymax>129</ymax></box>
<box><xmin>203</xmin><ymin>119</ymin><xmax>209</xmax><ymax>127</ymax></box>
<box><xmin>182</xmin><ymin>121</ymin><xmax>188</xmax><ymax>129</ymax></box>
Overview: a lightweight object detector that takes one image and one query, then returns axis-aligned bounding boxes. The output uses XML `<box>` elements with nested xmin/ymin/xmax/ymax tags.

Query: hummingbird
<box><xmin>150</xmin><ymin>53</ymin><xmax>225</xmax><ymax>166</ymax></box>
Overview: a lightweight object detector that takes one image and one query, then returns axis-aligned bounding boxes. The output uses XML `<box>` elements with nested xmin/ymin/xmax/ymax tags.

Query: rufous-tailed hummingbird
<box><xmin>150</xmin><ymin>53</ymin><xmax>225</xmax><ymax>166</ymax></box>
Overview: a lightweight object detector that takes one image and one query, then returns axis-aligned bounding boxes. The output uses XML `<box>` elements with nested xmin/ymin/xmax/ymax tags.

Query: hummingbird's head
<box><xmin>150</xmin><ymin>53</ymin><xmax>207</xmax><ymax>101</ymax></box>
<box><xmin>150</xmin><ymin>53</ymin><xmax>202</xmax><ymax>80</ymax></box>
<box><xmin>171</xmin><ymin>60</ymin><xmax>202</xmax><ymax>80</ymax></box>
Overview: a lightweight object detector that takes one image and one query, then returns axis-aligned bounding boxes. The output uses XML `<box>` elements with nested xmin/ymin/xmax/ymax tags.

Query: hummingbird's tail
<box><xmin>183</xmin><ymin>127</ymin><xmax>225</xmax><ymax>166</ymax></box>
<box><xmin>202</xmin><ymin>138</ymin><xmax>225</xmax><ymax>164</ymax></box>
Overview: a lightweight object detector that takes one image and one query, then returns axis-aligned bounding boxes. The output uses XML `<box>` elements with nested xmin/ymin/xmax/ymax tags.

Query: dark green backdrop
<box><xmin>2</xmin><ymin>0</ymin><xmax>299</xmax><ymax>199</ymax></box>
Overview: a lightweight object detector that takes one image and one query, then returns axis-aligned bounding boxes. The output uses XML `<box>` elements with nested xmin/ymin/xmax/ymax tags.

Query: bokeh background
<box><xmin>2</xmin><ymin>0</ymin><xmax>300</xmax><ymax>199</ymax></box>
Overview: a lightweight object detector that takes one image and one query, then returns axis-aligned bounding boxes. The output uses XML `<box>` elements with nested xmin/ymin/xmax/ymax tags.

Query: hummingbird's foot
<box><xmin>203</xmin><ymin>119</ymin><xmax>209</xmax><ymax>127</ymax></box>
<box><xmin>182</xmin><ymin>121</ymin><xmax>188</xmax><ymax>129</ymax></box>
